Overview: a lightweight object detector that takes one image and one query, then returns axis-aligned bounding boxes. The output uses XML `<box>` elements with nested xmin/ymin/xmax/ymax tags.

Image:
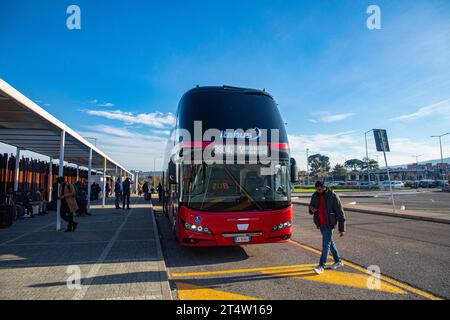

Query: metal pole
<box><xmin>56</xmin><ymin>130</ymin><xmax>65</xmax><ymax>231</ymax></box>
<box><xmin>383</xmin><ymin>150</ymin><xmax>396</xmax><ymax>213</ymax></box>
<box><xmin>431</xmin><ymin>133</ymin><xmax>449</xmax><ymax>183</ymax></box>
<box><xmin>365</xmin><ymin>131</ymin><xmax>371</xmax><ymax>184</ymax></box>
<box><xmin>87</xmin><ymin>148</ymin><xmax>92</xmax><ymax>211</ymax></box>
<box><xmin>135</xmin><ymin>172</ymin><xmax>139</xmax><ymax>194</ymax></box>
<box><xmin>3</xmin><ymin>153</ymin><xmax>8</xmax><ymax>193</ymax></box>
<box><xmin>114</xmin><ymin>165</ymin><xmax>118</xmax><ymax>196</ymax></box>
<box><xmin>380</xmin><ymin>131</ymin><xmax>395</xmax><ymax>213</ymax></box>
<box><xmin>13</xmin><ymin>147</ymin><xmax>20</xmax><ymax>192</ymax></box>
<box><xmin>102</xmin><ymin>158</ymin><xmax>107</xmax><ymax>208</ymax></box>
<box><xmin>48</xmin><ymin>157</ymin><xmax>53</xmax><ymax>202</ymax></box>
<box><xmin>439</xmin><ymin>136</ymin><xmax>444</xmax><ymax>181</ymax></box>
<box><xmin>306</xmin><ymin>148</ymin><xmax>309</xmax><ymax>184</ymax></box>
<box><xmin>76</xmin><ymin>165</ymin><xmax>79</xmax><ymax>181</ymax></box>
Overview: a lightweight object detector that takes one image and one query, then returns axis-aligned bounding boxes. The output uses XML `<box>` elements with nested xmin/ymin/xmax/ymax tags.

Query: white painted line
<box><xmin>72</xmin><ymin>199</ymin><xmax>137</xmax><ymax>300</ymax></box>
<box><xmin>0</xmin><ymin>222</ymin><xmax>53</xmax><ymax>247</ymax></box>
<box><xmin>150</xmin><ymin>201</ymin><xmax>173</xmax><ymax>300</ymax></box>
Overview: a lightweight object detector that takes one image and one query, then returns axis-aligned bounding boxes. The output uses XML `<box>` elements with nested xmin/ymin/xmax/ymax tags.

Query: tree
<box><xmin>308</xmin><ymin>154</ymin><xmax>331</xmax><ymax>178</ymax></box>
<box><xmin>344</xmin><ymin>159</ymin><xmax>364</xmax><ymax>172</ymax></box>
<box><xmin>331</xmin><ymin>164</ymin><xmax>347</xmax><ymax>180</ymax></box>
<box><xmin>361</xmin><ymin>158</ymin><xmax>379</xmax><ymax>171</ymax></box>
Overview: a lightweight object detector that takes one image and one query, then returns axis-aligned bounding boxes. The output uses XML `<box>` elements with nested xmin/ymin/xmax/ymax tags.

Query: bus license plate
<box><xmin>234</xmin><ymin>236</ymin><xmax>251</xmax><ymax>243</ymax></box>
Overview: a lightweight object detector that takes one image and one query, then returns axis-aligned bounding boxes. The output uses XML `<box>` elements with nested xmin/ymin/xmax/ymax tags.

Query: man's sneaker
<box><xmin>313</xmin><ymin>266</ymin><xmax>324</xmax><ymax>274</ymax></box>
<box><xmin>330</xmin><ymin>261</ymin><xmax>344</xmax><ymax>270</ymax></box>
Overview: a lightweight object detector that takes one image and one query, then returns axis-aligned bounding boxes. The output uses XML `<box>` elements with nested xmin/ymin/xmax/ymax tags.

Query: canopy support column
<box><xmin>135</xmin><ymin>172</ymin><xmax>138</xmax><ymax>194</ymax></box>
<box><xmin>48</xmin><ymin>157</ymin><xmax>53</xmax><ymax>202</ymax></box>
<box><xmin>13</xmin><ymin>147</ymin><xmax>20</xmax><ymax>192</ymax></box>
<box><xmin>87</xmin><ymin>148</ymin><xmax>92</xmax><ymax>211</ymax></box>
<box><xmin>102</xmin><ymin>158</ymin><xmax>107</xmax><ymax>208</ymax></box>
<box><xmin>56</xmin><ymin>130</ymin><xmax>65</xmax><ymax>231</ymax></box>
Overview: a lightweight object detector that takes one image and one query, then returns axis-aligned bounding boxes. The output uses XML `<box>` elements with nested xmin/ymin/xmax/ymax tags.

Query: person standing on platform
<box><xmin>122</xmin><ymin>177</ymin><xmax>131</xmax><ymax>210</ymax></box>
<box><xmin>157</xmin><ymin>183</ymin><xmax>163</xmax><ymax>203</ymax></box>
<box><xmin>57</xmin><ymin>177</ymin><xmax>79</xmax><ymax>232</ymax></box>
<box><xmin>143</xmin><ymin>182</ymin><xmax>149</xmax><ymax>200</ymax></box>
<box><xmin>114</xmin><ymin>177</ymin><xmax>122</xmax><ymax>210</ymax></box>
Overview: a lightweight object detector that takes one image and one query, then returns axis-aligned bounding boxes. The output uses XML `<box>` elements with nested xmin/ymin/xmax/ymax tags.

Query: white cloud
<box><xmin>88</xmin><ymin>125</ymin><xmax>167</xmax><ymax>142</ymax></box>
<box><xmin>98</xmin><ymin>102</ymin><xmax>115</xmax><ymax>107</ymax></box>
<box><xmin>84</xmin><ymin>109</ymin><xmax>176</xmax><ymax>129</ymax></box>
<box><xmin>310</xmin><ymin>112</ymin><xmax>355</xmax><ymax>123</ymax></box>
<box><xmin>152</xmin><ymin>129</ymin><xmax>171</xmax><ymax>136</ymax></box>
<box><xmin>78</xmin><ymin>126</ymin><xmax>169</xmax><ymax>171</ymax></box>
<box><xmin>89</xmin><ymin>99</ymin><xmax>98</xmax><ymax>104</ymax></box>
<box><xmin>390</xmin><ymin>98</ymin><xmax>450</xmax><ymax>121</ymax></box>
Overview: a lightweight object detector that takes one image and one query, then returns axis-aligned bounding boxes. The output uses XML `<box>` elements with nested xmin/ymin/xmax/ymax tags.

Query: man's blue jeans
<box><xmin>319</xmin><ymin>225</ymin><xmax>341</xmax><ymax>267</ymax></box>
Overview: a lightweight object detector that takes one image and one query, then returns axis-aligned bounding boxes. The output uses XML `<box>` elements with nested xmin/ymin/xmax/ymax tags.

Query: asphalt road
<box><xmin>341</xmin><ymin>191</ymin><xmax>450</xmax><ymax>214</ymax></box>
<box><xmin>155</xmin><ymin>203</ymin><xmax>450</xmax><ymax>300</ymax></box>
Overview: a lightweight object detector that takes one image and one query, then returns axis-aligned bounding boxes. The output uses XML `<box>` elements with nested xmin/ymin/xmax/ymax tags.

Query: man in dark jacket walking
<box><xmin>309</xmin><ymin>181</ymin><xmax>346</xmax><ymax>274</ymax></box>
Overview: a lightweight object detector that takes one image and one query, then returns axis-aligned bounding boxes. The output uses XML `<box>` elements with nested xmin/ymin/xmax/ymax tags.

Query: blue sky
<box><xmin>0</xmin><ymin>0</ymin><xmax>449</xmax><ymax>170</ymax></box>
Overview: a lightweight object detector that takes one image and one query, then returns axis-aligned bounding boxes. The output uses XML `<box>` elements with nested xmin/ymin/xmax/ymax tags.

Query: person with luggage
<box><xmin>57</xmin><ymin>177</ymin><xmax>79</xmax><ymax>232</ymax></box>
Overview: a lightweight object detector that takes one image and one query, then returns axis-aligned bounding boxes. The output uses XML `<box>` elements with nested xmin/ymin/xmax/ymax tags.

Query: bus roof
<box><xmin>182</xmin><ymin>85</ymin><xmax>274</xmax><ymax>100</ymax></box>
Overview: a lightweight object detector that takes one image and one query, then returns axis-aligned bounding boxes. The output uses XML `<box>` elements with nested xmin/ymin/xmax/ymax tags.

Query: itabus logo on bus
<box><xmin>170</xmin><ymin>121</ymin><xmax>282</xmax><ymax>175</ymax></box>
<box><xmin>220</xmin><ymin>128</ymin><xmax>261</xmax><ymax>140</ymax></box>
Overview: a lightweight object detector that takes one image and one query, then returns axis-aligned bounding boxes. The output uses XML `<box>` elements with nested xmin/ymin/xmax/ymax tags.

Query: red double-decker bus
<box><xmin>162</xmin><ymin>86</ymin><xmax>296</xmax><ymax>246</ymax></box>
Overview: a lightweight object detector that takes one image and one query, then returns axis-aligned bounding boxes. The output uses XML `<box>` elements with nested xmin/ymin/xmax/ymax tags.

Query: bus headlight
<box><xmin>272</xmin><ymin>221</ymin><xmax>292</xmax><ymax>232</ymax></box>
<box><xmin>183</xmin><ymin>221</ymin><xmax>213</xmax><ymax>234</ymax></box>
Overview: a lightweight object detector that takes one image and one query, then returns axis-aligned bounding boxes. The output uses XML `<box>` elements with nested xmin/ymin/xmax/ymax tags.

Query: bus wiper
<box><xmin>223</xmin><ymin>166</ymin><xmax>262</xmax><ymax>210</ymax></box>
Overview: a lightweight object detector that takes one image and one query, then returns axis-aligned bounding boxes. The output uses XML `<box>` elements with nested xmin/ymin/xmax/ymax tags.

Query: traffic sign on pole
<box><xmin>373</xmin><ymin>129</ymin><xmax>390</xmax><ymax>152</ymax></box>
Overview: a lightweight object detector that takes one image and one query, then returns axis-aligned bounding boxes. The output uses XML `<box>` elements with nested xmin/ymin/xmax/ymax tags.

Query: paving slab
<box><xmin>0</xmin><ymin>196</ymin><xmax>171</xmax><ymax>300</ymax></box>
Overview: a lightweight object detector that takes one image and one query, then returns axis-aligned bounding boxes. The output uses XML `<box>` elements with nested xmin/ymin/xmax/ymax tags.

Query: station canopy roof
<box><xmin>0</xmin><ymin>78</ymin><xmax>131</xmax><ymax>176</ymax></box>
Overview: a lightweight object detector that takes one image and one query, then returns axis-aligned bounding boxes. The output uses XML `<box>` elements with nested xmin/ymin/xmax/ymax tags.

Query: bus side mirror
<box><xmin>290</xmin><ymin>158</ymin><xmax>298</xmax><ymax>183</ymax></box>
<box><xmin>168</xmin><ymin>160</ymin><xmax>177</xmax><ymax>184</ymax></box>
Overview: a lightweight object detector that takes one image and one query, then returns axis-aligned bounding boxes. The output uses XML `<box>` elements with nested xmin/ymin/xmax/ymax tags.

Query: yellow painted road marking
<box><xmin>171</xmin><ymin>263</ymin><xmax>319</xmax><ymax>278</ymax></box>
<box><xmin>173</xmin><ymin>263</ymin><xmax>405</xmax><ymax>295</ymax></box>
<box><xmin>260</xmin><ymin>269</ymin><xmax>406</xmax><ymax>295</ymax></box>
<box><xmin>176</xmin><ymin>282</ymin><xmax>261</xmax><ymax>300</ymax></box>
<box><xmin>170</xmin><ymin>240</ymin><xmax>442</xmax><ymax>299</ymax></box>
<box><xmin>288</xmin><ymin>240</ymin><xmax>443</xmax><ymax>300</ymax></box>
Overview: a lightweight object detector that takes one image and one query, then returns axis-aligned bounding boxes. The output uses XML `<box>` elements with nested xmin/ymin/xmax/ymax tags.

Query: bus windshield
<box><xmin>181</xmin><ymin>162</ymin><xmax>290</xmax><ymax>212</ymax></box>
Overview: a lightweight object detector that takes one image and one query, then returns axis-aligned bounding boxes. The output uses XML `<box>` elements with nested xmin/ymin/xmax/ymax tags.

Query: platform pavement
<box><xmin>0</xmin><ymin>196</ymin><xmax>172</xmax><ymax>300</ymax></box>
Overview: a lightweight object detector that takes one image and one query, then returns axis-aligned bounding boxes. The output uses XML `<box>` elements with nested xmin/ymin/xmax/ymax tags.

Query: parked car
<box><xmin>359</xmin><ymin>181</ymin><xmax>378</xmax><ymax>189</ymax></box>
<box><xmin>432</xmin><ymin>180</ymin><xmax>450</xmax><ymax>187</ymax></box>
<box><xmin>403</xmin><ymin>180</ymin><xmax>415</xmax><ymax>188</ymax></box>
<box><xmin>327</xmin><ymin>181</ymin><xmax>345</xmax><ymax>187</ymax></box>
<box><xmin>419</xmin><ymin>179</ymin><xmax>435</xmax><ymax>188</ymax></box>
<box><xmin>381</xmin><ymin>180</ymin><xmax>404</xmax><ymax>189</ymax></box>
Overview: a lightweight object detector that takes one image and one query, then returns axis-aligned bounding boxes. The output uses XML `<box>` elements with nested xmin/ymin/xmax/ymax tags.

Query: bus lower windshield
<box><xmin>180</xmin><ymin>162</ymin><xmax>290</xmax><ymax>212</ymax></box>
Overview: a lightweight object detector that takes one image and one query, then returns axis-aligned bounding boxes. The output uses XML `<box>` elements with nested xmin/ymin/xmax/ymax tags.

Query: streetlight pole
<box><xmin>431</xmin><ymin>132</ymin><xmax>449</xmax><ymax>182</ymax></box>
<box><xmin>306</xmin><ymin>148</ymin><xmax>310</xmax><ymax>185</ymax></box>
<box><xmin>365</xmin><ymin>130</ymin><xmax>374</xmax><ymax>184</ymax></box>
